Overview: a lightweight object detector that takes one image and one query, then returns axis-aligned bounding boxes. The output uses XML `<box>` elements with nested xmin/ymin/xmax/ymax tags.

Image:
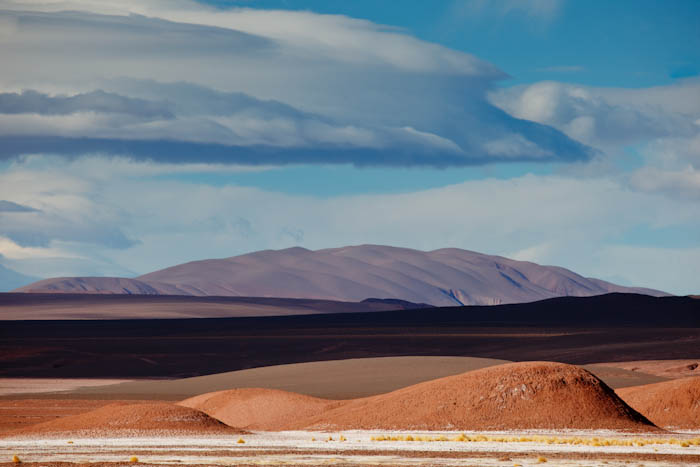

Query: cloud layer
<box><xmin>1</xmin><ymin>155</ymin><xmax>698</xmax><ymax>294</ymax></box>
<box><xmin>0</xmin><ymin>2</ymin><xmax>593</xmax><ymax>166</ymax></box>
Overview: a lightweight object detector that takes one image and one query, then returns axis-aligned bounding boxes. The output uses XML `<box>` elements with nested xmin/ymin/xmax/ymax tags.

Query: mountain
<box><xmin>0</xmin><ymin>263</ymin><xmax>38</xmax><ymax>292</ymax></box>
<box><xmin>13</xmin><ymin>245</ymin><xmax>667</xmax><ymax>306</ymax></box>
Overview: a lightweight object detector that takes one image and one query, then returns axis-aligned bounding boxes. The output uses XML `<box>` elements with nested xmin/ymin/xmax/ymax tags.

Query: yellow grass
<box><xmin>237</xmin><ymin>438</ymin><xmax>245</xmax><ymax>444</ymax></box>
<box><xmin>12</xmin><ymin>455</ymin><xmax>21</xmax><ymax>464</ymax></box>
<box><xmin>129</xmin><ymin>456</ymin><xmax>138</xmax><ymax>463</ymax></box>
<box><xmin>370</xmin><ymin>434</ymin><xmax>700</xmax><ymax>448</ymax></box>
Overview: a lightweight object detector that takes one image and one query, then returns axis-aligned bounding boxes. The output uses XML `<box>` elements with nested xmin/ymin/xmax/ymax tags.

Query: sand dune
<box><xmin>66</xmin><ymin>357</ymin><xmax>665</xmax><ymax>401</ymax></box>
<box><xmin>6</xmin><ymin>402</ymin><xmax>241</xmax><ymax>437</ymax></box>
<box><xmin>182</xmin><ymin>362</ymin><xmax>656</xmax><ymax>431</ymax></box>
<box><xmin>72</xmin><ymin>356</ymin><xmax>511</xmax><ymax>400</ymax></box>
<box><xmin>180</xmin><ymin>388</ymin><xmax>340</xmax><ymax>430</ymax></box>
<box><xmin>15</xmin><ymin>245</ymin><xmax>667</xmax><ymax>305</ymax></box>
<box><xmin>0</xmin><ymin>399</ymin><xmax>154</xmax><ymax>435</ymax></box>
<box><xmin>617</xmin><ymin>378</ymin><xmax>700</xmax><ymax>429</ymax></box>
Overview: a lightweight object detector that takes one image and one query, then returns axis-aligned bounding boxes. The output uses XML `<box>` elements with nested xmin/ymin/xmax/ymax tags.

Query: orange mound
<box><xmin>299</xmin><ymin>361</ymin><xmax>656</xmax><ymax>431</ymax></box>
<box><xmin>6</xmin><ymin>402</ymin><xmax>242</xmax><ymax>437</ymax></box>
<box><xmin>179</xmin><ymin>388</ymin><xmax>341</xmax><ymax>430</ymax></box>
<box><xmin>181</xmin><ymin>362</ymin><xmax>656</xmax><ymax>431</ymax></box>
<box><xmin>617</xmin><ymin>377</ymin><xmax>700</xmax><ymax>429</ymax></box>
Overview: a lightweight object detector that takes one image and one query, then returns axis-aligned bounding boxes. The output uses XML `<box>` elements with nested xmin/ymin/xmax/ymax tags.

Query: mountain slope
<box><xmin>14</xmin><ymin>245</ymin><xmax>667</xmax><ymax>305</ymax></box>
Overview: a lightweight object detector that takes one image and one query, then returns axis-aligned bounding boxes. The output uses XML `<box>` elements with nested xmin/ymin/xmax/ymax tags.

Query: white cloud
<box><xmin>0</xmin><ymin>237</ymin><xmax>77</xmax><ymax>260</ymax></box>
<box><xmin>489</xmin><ymin>79</ymin><xmax>700</xmax><ymax>148</ymax></box>
<box><xmin>491</xmin><ymin>78</ymin><xmax>700</xmax><ymax>201</ymax></box>
<box><xmin>629</xmin><ymin>166</ymin><xmax>700</xmax><ymax>200</ymax></box>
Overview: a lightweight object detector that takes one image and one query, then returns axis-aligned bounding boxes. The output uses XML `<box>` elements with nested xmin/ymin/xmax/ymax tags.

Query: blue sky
<box><xmin>0</xmin><ymin>0</ymin><xmax>698</xmax><ymax>294</ymax></box>
<box><xmin>187</xmin><ymin>0</ymin><xmax>700</xmax><ymax>197</ymax></box>
<box><xmin>203</xmin><ymin>0</ymin><xmax>700</xmax><ymax>88</ymax></box>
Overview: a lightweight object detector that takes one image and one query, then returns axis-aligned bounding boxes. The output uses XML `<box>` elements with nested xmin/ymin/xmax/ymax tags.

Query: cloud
<box><xmin>491</xmin><ymin>78</ymin><xmax>700</xmax><ymax>200</ymax></box>
<box><xmin>0</xmin><ymin>167</ymin><xmax>138</xmax><ymax>249</ymax></box>
<box><xmin>1</xmin><ymin>155</ymin><xmax>698</xmax><ymax>293</ymax></box>
<box><xmin>0</xmin><ymin>3</ymin><xmax>594</xmax><ymax>166</ymax></box>
<box><xmin>0</xmin><ymin>200</ymin><xmax>38</xmax><ymax>212</ymax></box>
<box><xmin>0</xmin><ymin>209</ymin><xmax>138</xmax><ymax>249</ymax></box>
<box><xmin>489</xmin><ymin>79</ymin><xmax>700</xmax><ymax>148</ymax></box>
<box><xmin>0</xmin><ymin>237</ymin><xmax>136</xmax><ymax>278</ymax></box>
<box><xmin>629</xmin><ymin>167</ymin><xmax>700</xmax><ymax>200</ymax></box>
<box><xmin>0</xmin><ymin>90</ymin><xmax>173</xmax><ymax>118</ymax></box>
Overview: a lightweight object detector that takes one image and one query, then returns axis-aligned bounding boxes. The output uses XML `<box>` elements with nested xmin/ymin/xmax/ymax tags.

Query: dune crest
<box><xmin>617</xmin><ymin>377</ymin><xmax>700</xmax><ymax>429</ymax></box>
<box><xmin>183</xmin><ymin>362</ymin><xmax>656</xmax><ymax>431</ymax></box>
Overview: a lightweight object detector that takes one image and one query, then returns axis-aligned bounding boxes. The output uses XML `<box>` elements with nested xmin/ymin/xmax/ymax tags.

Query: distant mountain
<box><xmin>14</xmin><ymin>245</ymin><xmax>667</xmax><ymax>306</ymax></box>
<box><xmin>0</xmin><ymin>263</ymin><xmax>38</xmax><ymax>292</ymax></box>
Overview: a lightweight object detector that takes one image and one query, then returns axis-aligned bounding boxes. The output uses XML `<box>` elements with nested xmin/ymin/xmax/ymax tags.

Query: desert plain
<box><xmin>1</xmin><ymin>293</ymin><xmax>699</xmax><ymax>466</ymax></box>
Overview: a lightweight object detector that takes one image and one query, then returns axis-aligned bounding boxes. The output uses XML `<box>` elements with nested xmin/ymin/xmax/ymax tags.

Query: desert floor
<box><xmin>0</xmin><ymin>356</ymin><xmax>670</xmax><ymax>401</ymax></box>
<box><xmin>2</xmin><ymin>430</ymin><xmax>700</xmax><ymax>466</ymax></box>
<box><xmin>2</xmin><ymin>294</ymin><xmax>698</xmax><ymax>466</ymax></box>
<box><xmin>1</xmin><ymin>356</ymin><xmax>699</xmax><ymax>465</ymax></box>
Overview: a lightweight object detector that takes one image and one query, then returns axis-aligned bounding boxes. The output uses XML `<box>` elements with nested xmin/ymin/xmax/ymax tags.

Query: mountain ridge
<box><xmin>14</xmin><ymin>244</ymin><xmax>667</xmax><ymax>306</ymax></box>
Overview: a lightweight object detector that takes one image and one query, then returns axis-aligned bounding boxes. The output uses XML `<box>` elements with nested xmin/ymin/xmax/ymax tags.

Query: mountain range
<box><xmin>13</xmin><ymin>245</ymin><xmax>666</xmax><ymax>306</ymax></box>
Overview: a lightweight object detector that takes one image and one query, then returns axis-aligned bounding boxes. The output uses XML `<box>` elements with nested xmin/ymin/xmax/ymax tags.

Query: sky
<box><xmin>0</xmin><ymin>0</ymin><xmax>698</xmax><ymax>294</ymax></box>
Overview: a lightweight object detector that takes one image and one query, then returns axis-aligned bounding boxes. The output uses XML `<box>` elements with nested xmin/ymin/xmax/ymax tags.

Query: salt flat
<box><xmin>2</xmin><ymin>430</ymin><xmax>700</xmax><ymax>466</ymax></box>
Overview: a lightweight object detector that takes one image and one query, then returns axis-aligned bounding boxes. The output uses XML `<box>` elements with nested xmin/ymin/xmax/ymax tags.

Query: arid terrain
<box><xmin>1</xmin><ymin>293</ymin><xmax>699</xmax><ymax>465</ymax></box>
<box><xmin>1</xmin><ymin>360</ymin><xmax>699</xmax><ymax>466</ymax></box>
<box><xmin>3</xmin><ymin>0</ymin><xmax>697</xmax><ymax>463</ymax></box>
<box><xmin>2</xmin><ymin>293</ymin><xmax>698</xmax><ymax>378</ymax></box>
<box><xmin>0</xmin><ymin>293</ymin><xmax>428</xmax><ymax>320</ymax></box>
